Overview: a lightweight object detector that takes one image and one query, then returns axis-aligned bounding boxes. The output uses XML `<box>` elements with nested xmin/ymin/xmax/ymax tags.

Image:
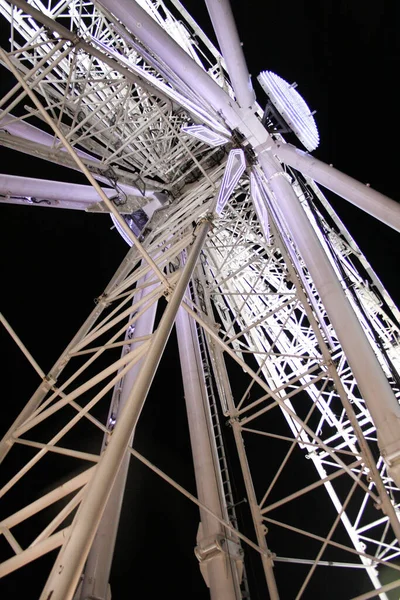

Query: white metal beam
<box><xmin>275</xmin><ymin>142</ymin><xmax>400</xmax><ymax>232</ymax></box>
<box><xmin>39</xmin><ymin>219</ymin><xmax>211</xmax><ymax>600</ymax></box>
<box><xmin>204</xmin><ymin>0</ymin><xmax>255</xmax><ymax>109</ymax></box>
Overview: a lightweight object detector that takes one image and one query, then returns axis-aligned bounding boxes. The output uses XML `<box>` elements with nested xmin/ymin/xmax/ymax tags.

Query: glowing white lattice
<box><xmin>92</xmin><ymin>36</ymin><xmax>231</xmax><ymax>136</ymax></box>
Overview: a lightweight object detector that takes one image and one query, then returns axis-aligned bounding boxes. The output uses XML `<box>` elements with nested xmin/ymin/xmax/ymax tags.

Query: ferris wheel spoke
<box><xmin>1</xmin><ymin>1</ymin><xmax>400</xmax><ymax>599</ymax></box>
<box><xmin>203</xmin><ymin>0</ymin><xmax>255</xmax><ymax>110</ymax></box>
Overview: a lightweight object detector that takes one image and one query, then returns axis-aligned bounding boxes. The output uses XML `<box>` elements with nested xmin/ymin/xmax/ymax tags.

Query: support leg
<box><xmin>176</xmin><ymin>304</ymin><xmax>241</xmax><ymax>600</ymax></box>
<box><xmin>40</xmin><ymin>219</ymin><xmax>211</xmax><ymax>600</ymax></box>
<box><xmin>76</xmin><ymin>269</ymin><xmax>159</xmax><ymax>600</ymax></box>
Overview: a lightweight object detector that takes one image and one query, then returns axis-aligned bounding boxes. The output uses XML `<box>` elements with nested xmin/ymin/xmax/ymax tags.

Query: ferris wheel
<box><xmin>1</xmin><ymin>1</ymin><xmax>400</xmax><ymax>599</ymax></box>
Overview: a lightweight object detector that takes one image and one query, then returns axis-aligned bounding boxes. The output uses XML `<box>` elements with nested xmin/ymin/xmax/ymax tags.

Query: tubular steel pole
<box><xmin>96</xmin><ymin>0</ymin><xmax>241</xmax><ymax>128</ymax></box>
<box><xmin>175</xmin><ymin>305</ymin><xmax>240</xmax><ymax>600</ymax></box>
<box><xmin>202</xmin><ymin>325</ymin><xmax>280</xmax><ymax>600</ymax></box>
<box><xmin>0</xmin><ymin>111</ymin><xmax>98</xmax><ymax>162</ymax></box>
<box><xmin>0</xmin><ymin>46</ymin><xmax>169</xmax><ymax>288</ymax></box>
<box><xmin>77</xmin><ymin>270</ymin><xmax>159</xmax><ymax>600</ymax></box>
<box><xmin>0</xmin><ymin>174</ymin><xmax>117</xmax><ymax>209</ymax></box>
<box><xmin>231</xmin><ymin>421</ymin><xmax>280</xmax><ymax>600</ymax></box>
<box><xmin>274</xmin><ymin>143</ymin><xmax>400</xmax><ymax>233</ymax></box>
<box><xmin>0</xmin><ymin>247</ymin><xmax>139</xmax><ymax>463</ymax></box>
<box><xmin>40</xmin><ymin>220</ymin><xmax>211</xmax><ymax>600</ymax></box>
<box><xmin>9</xmin><ymin>0</ymin><xmax>399</xmax><ymax>230</ymax></box>
<box><xmin>204</xmin><ymin>0</ymin><xmax>255</xmax><ymax>109</ymax></box>
<box><xmin>257</xmin><ymin>150</ymin><xmax>400</xmax><ymax>484</ymax></box>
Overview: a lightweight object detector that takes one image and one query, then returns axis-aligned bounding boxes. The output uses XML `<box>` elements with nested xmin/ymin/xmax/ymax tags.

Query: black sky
<box><xmin>0</xmin><ymin>1</ymin><xmax>400</xmax><ymax>599</ymax></box>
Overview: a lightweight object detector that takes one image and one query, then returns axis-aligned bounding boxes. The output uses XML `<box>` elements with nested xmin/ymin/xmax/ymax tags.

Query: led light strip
<box><xmin>215</xmin><ymin>149</ymin><xmax>246</xmax><ymax>215</ymax></box>
<box><xmin>181</xmin><ymin>124</ymin><xmax>230</xmax><ymax>147</ymax></box>
<box><xmin>258</xmin><ymin>70</ymin><xmax>319</xmax><ymax>151</ymax></box>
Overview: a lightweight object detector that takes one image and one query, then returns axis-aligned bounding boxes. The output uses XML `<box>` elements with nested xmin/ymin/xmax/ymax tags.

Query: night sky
<box><xmin>0</xmin><ymin>1</ymin><xmax>400</xmax><ymax>599</ymax></box>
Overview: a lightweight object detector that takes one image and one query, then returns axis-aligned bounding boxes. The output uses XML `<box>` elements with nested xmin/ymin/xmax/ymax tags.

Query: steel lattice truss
<box><xmin>1</xmin><ymin>1</ymin><xmax>400</xmax><ymax>599</ymax></box>
<box><xmin>198</xmin><ymin>179</ymin><xmax>400</xmax><ymax>587</ymax></box>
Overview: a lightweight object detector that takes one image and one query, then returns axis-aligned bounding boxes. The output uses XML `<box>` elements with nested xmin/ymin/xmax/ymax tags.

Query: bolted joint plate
<box><xmin>195</xmin><ymin>534</ymin><xmax>244</xmax><ymax>588</ymax></box>
<box><xmin>195</xmin><ymin>534</ymin><xmax>244</xmax><ymax>563</ymax></box>
<box><xmin>378</xmin><ymin>418</ymin><xmax>400</xmax><ymax>488</ymax></box>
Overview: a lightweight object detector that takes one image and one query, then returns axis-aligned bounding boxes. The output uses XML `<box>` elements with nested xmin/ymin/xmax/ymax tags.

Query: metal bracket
<box><xmin>195</xmin><ymin>534</ymin><xmax>244</xmax><ymax>563</ymax></box>
<box><xmin>86</xmin><ymin>195</ymin><xmax>146</xmax><ymax>214</ymax></box>
<box><xmin>195</xmin><ymin>534</ymin><xmax>244</xmax><ymax>588</ymax></box>
<box><xmin>262</xmin><ymin>100</ymin><xmax>292</xmax><ymax>135</ymax></box>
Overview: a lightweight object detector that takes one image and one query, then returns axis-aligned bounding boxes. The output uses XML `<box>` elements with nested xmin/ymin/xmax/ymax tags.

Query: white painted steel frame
<box><xmin>75</xmin><ymin>267</ymin><xmax>159</xmax><ymax>600</ymax></box>
<box><xmin>0</xmin><ymin>1</ymin><xmax>400</xmax><ymax>599</ymax></box>
<box><xmin>196</xmin><ymin>184</ymin><xmax>400</xmax><ymax>596</ymax></box>
<box><xmin>176</xmin><ymin>304</ymin><xmax>242</xmax><ymax>600</ymax></box>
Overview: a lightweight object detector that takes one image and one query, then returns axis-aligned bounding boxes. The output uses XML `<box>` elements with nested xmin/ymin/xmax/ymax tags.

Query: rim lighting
<box><xmin>258</xmin><ymin>71</ymin><xmax>319</xmax><ymax>151</ymax></box>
